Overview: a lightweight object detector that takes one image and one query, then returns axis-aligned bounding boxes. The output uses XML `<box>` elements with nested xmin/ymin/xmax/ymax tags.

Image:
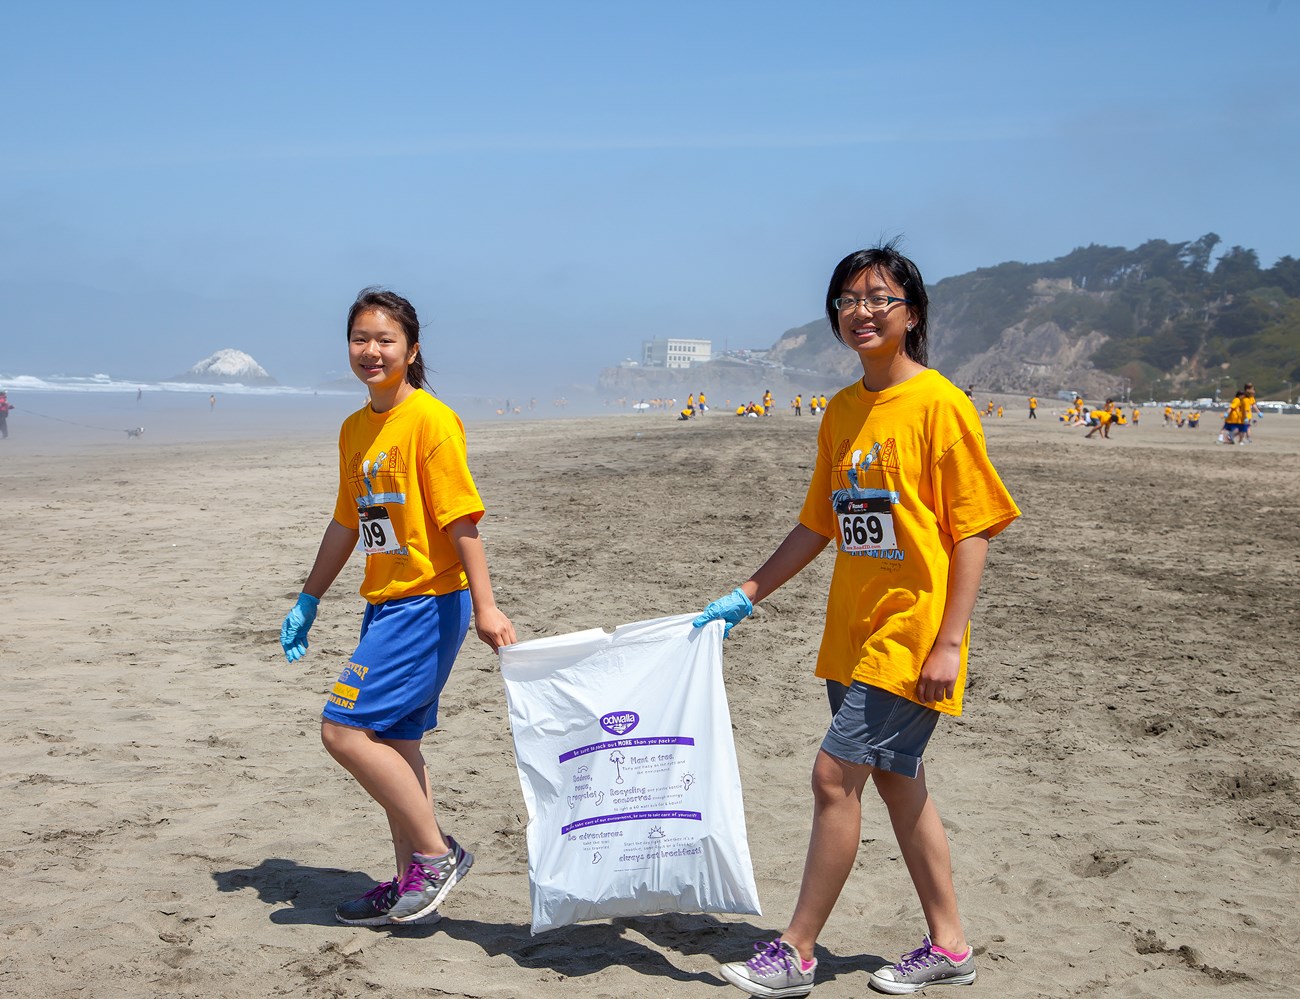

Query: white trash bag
<box><xmin>499</xmin><ymin>613</ymin><xmax>762</xmax><ymax>934</ymax></box>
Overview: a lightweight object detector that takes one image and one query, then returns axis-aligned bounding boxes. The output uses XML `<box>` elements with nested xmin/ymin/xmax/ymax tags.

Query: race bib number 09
<box><xmin>835</xmin><ymin>496</ymin><xmax>897</xmax><ymax>553</ymax></box>
<box><xmin>359</xmin><ymin>505</ymin><xmax>402</xmax><ymax>555</ymax></box>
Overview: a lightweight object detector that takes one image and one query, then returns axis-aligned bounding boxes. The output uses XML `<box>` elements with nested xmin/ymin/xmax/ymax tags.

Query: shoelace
<box><xmin>894</xmin><ymin>938</ymin><xmax>941</xmax><ymax>974</ymax></box>
<box><xmin>364</xmin><ymin>879</ymin><xmax>398</xmax><ymax>900</ymax></box>
<box><xmin>746</xmin><ymin>940</ymin><xmax>796</xmax><ymax>975</ymax></box>
<box><xmin>397</xmin><ymin>859</ymin><xmax>447</xmax><ymax>894</ymax></box>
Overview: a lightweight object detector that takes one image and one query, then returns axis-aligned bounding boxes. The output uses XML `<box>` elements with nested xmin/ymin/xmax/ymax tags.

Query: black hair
<box><xmin>346</xmin><ymin>287</ymin><xmax>427</xmax><ymax>390</ymax></box>
<box><xmin>825</xmin><ymin>238</ymin><xmax>930</xmax><ymax>366</ymax></box>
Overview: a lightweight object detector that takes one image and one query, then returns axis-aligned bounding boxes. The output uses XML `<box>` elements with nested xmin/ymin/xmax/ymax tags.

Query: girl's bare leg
<box><xmin>874</xmin><ymin>763</ymin><xmax>968</xmax><ymax>953</ymax></box>
<box><xmin>781</xmin><ymin>750</ymin><xmax>873</xmax><ymax>962</ymax></box>
<box><xmin>321</xmin><ymin>721</ymin><xmax>449</xmax><ymax>870</ymax></box>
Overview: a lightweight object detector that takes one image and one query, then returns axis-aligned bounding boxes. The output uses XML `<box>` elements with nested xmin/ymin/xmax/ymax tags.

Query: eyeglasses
<box><xmin>833</xmin><ymin>295</ymin><xmax>911</xmax><ymax>313</ymax></box>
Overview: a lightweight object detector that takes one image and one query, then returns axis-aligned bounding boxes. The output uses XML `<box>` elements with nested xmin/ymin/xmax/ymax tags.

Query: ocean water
<box><xmin>0</xmin><ymin>386</ymin><xmax>360</xmax><ymax>455</ymax></box>
<box><xmin>0</xmin><ymin>375</ymin><xmax>606</xmax><ymax>456</ymax></box>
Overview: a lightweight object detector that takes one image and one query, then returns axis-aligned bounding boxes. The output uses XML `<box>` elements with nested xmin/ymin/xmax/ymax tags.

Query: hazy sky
<box><xmin>2</xmin><ymin>1</ymin><xmax>1296</xmax><ymax>396</ymax></box>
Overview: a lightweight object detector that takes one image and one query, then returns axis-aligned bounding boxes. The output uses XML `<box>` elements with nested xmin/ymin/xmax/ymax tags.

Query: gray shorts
<box><xmin>821</xmin><ymin>681</ymin><xmax>940</xmax><ymax>779</ymax></box>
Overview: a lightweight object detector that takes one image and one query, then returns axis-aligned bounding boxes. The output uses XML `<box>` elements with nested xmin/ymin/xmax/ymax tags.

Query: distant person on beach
<box><xmin>1028</xmin><ymin>395</ymin><xmax>1037</xmax><ymax>419</ymax></box>
<box><xmin>1219</xmin><ymin>391</ymin><xmax>1246</xmax><ymax>444</ymax></box>
<box><xmin>209</xmin><ymin>394</ymin><xmax>216</xmax><ymax>411</ymax></box>
<box><xmin>1084</xmin><ymin>399</ymin><xmax>1117</xmax><ymax>439</ymax></box>
<box><xmin>279</xmin><ymin>287</ymin><xmax>515</xmax><ymax>928</ymax></box>
<box><xmin>0</xmin><ymin>391</ymin><xmax>12</xmax><ymax>439</ymax></box>
<box><xmin>1241</xmin><ymin>383</ymin><xmax>1257</xmax><ymax>442</ymax></box>
<box><xmin>696</xmin><ymin>243</ymin><xmax>1019</xmax><ymax>997</ymax></box>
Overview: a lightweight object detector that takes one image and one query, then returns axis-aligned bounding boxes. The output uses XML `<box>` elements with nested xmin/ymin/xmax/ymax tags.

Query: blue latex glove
<box><xmin>280</xmin><ymin>592</ymin><xmax>320</xmax><ymax>662</ymax></box>
<box><xmin>692</xmin><ymin>587</ymin><xmax>753</xmax><ymax>637</ymax></box>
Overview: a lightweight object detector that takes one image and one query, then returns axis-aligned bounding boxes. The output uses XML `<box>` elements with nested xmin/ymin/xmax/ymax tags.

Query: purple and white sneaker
<box><xmin>869</xmin><ymin>935</ymin><xmax>976</xmax><ymax>994</ymax></box>
<box><xmin>719</xmin><ymin>938</ymin><xmax>816</xmax><ymax>997</ymax></box>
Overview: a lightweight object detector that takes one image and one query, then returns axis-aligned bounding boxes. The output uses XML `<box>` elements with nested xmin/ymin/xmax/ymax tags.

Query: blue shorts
<box><xmin>322</xmin><ymin>590</ymin><xmax>471</xmax><ymax>741</ymax></box>
<box><xmin>821</xmin><ymin>681</ymin><xmax>940</xmax><ymax>779</ymax></box>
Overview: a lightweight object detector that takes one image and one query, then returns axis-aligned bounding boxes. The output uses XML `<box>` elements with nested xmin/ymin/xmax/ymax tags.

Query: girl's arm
<box><xmin>281</xmin><ymin>518</ymin><xmax>357</xmax><ymax>662</ymax></box>
<box><xmin>742</xmin><ymin>523</ymin><xmax>831</xmax><ymax>603</ymax></box>
<box><xmin>302</xmin><ymin>518</ymin><xmax>361</xmax><ymax>598</ymax></box>
<box><xmin>916</xmin><ymin>529</ymin><xmax>991</xmax><ymax>705</ymax></box>
<box><xmin>447</xmin><ymin>515</ymin><xmax>517</xmax><ymax>651</ymax></box>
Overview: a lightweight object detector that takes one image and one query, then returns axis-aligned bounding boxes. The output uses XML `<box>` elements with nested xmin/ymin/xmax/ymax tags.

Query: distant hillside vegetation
<box><xmin>765</xmin><ymin>235</ymin><xmax>1300</xmax><ymax>400</ymax></box>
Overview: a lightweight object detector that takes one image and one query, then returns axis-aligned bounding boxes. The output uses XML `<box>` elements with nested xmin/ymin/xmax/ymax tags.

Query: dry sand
<box><xmin>1</xmin><ymin>406</ymin><xmax>1297</xmax><ymax>998</ymax></box>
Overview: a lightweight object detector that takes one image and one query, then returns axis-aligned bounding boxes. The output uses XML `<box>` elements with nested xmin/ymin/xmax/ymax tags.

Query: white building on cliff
<box><xmin>642</xmin><ymin>337</ymin><xmax>712</xmax><ymax>369</ymax></box>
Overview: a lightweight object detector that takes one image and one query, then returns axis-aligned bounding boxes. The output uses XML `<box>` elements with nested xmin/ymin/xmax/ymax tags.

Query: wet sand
<box><xmin>1</xmin><ymin>407</ymin><xmax>1297</xmax><ymax>997</ymax></box>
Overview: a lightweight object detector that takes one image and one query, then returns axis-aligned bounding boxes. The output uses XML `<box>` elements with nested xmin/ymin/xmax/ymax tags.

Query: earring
<box><xmin>906</xmin><ymin>323</ymin><xmax>915</xmax><ymax>331</ymax></box>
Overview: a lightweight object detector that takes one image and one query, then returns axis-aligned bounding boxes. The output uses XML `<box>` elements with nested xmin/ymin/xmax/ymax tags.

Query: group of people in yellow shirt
<box><xmin>1082</xmin><ymin>398</ymin><xmax>1125</xmax><ymax>438</ymax></box>
<box><xmin>1161</xmin><ymin>405</ymin><xmax>1201</xmax><ymax>429</ymax></box>
<box><xmin>678</xmin><ymin>391</ymin><xmax>710</xmax><ymax>420</ymax></box>
<box><xmin>1218</xmin><ymin>384</ymin><xmax>1258</xmax><ymax>444</ymax></box>
<box><xmin>791</xmin><ymin>393</ymin><xmax>829</xmax><ymax>416</ymax></box>
<box><xmin>727</xmin><ymin>391</ymin><xmax>831</xmax><ymax>418</ymax></box>
<box><xmin>1045</xmin><ymin>381</ymin><xmax>1261</xmax><ymax>444</ymax></box>
<box><xmin>1056</xmin><ymin>396</ymin><xmax>1132</xmax><ymax>436</ymax></box>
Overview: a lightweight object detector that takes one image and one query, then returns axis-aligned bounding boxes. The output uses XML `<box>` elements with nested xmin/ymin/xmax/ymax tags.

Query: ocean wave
<box><xmin>0</xmin><ymin>373</ymin><xmax>354</xmax><ymax>396</ymax></box>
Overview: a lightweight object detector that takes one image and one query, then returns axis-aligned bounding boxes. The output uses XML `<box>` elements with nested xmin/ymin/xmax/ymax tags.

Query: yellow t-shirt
<box><xmin>332</xmin><ymin>390</ymin><xmax>484</xmax><ymax>604</ymax></box>
<box><xmin>799</xmin><ymin>370</ymin><xmax>1020</xmax><ymax>716</ymax></box>
<box><xmin>1243</xmin><ymin>395</ymin><xmax>1255</xmax><ymax>420</ymax></box>
<box><xmin>1227</xmin><ymin>398</ymin><xmax>1243</xmax><ymax>422</ymax></box>
<box><xmin>1029</xmin><ymin>397</ymin><xmax>1037</xmax><ymax>409</ymax></box>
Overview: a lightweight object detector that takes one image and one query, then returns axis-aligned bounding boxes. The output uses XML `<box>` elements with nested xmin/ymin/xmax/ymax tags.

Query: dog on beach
<box><xmin>125</xmin><ymin>427</ymin><xmax>145</xmax><ymax>438</ymax></box>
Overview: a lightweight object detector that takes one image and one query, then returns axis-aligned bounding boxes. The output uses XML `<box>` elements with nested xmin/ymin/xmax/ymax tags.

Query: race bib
<box><xmin>358</xmin><ymin>505</ymin><xmax>402</xmax><ymax>555</ymax></box>
<box><xmin>835</xmin><ymin>495</ymin><xmax>897</xmax><ymax>553</ymax></box>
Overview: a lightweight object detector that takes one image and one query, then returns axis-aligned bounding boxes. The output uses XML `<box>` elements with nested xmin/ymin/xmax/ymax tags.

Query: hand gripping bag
<box><xmin>499</xmin><ymin>613</ymin><xmax>762</xmax><ymax>934</ymax></box>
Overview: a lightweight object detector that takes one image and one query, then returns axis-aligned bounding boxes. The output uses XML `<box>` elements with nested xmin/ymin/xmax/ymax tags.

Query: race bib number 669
<box><xmin>834</xmin><ymin>496</ymin><xmax>897</xmax><ymax>553</ymax></box>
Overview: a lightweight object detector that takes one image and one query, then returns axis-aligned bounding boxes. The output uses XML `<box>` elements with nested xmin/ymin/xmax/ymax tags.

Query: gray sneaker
<box><xmin>335</xmin><ymin>878</ymin><xmax>443</xmax><ymax>926</ymax></box>
<box><xmin>719</xmin><ymin>938</ymin><xmax>816</xmax><ymax>997</ymax></box>
<box><xmin>869</xmin><ymin>936</ymin><xmax>976</xmax><ymax>994</ymax></box>
<box><xmin>387</xmin><ymin>835</ymin><xmax>474</xmax><ymax>923</ymax></box>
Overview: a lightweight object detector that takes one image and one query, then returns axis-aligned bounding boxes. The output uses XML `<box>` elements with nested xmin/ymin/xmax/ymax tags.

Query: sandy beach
<box><xmin>1</xmin><ymin>404</ymin><xmax>1297</xmax><ymax>998</ymax></box>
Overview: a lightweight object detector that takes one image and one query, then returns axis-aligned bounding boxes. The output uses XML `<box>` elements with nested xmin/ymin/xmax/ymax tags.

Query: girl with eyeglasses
<box><xmin>279</xmin><ymin>287</ymin><xmax>515</xmax><ymax>927</ymax></box>
<box><xmin>696</xmin><ymin>242</ymin><xmax>1019</xmax><ymax>996</ymax></box>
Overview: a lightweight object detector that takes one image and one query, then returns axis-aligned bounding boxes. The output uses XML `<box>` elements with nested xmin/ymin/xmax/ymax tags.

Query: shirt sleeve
<box><xmin>422</xmin><ymin>430</ymin><xmax>485</xmax><ymax>531</ymax></box>
<box><xmin>931</xmin><ymin>429</ymin><xmax>1020</xmax><ymax>542</ymax></box>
